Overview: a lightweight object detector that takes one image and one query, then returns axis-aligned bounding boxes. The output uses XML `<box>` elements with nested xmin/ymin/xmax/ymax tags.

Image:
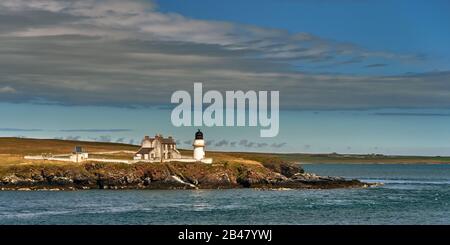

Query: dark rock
<box><xmin>0</xmin><ymin>161</ymin><xmax>372</xmax><ymax>190</ymax></box>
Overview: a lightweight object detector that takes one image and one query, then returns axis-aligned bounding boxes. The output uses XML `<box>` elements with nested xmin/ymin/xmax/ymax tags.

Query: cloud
<box><xmin>232</xmin><ymin>139</ymin><xmax>284</xmax><ymax>148</ymax></box>
<box><xmin>14</xmin><ymin>135</ymin><xmax>28</xmax><ymax>138</ymax></box>
<box><xmin>0</xmin><ymin>86</ymin><xmax>16</xmax><ymax>93</ymax></box>
<box><xmin>60</xmin><ymin>135</ymin><xmax>129</xmax><ymax>143</ymax></box>
<box><xmin>256</xmin><ymin>143</ymin><xmax>268</xmax><ymax>148</ymax></box>
<box><xmin>0</xmin><ymin>0</ymin><xmax>437</xmax><ymax>110</ymax></box>
<box><xmin>97</xmin><ymin>135</ymin><xmax>111</xmax><ymax>142</ymax></box>
<box><xmin>180</xmin><ymin>138</ymin><xmax>281</xmax><ymax>149</ymax></box>
<box><xmin>87</xmin><ymin>135</ymin><xmax>112</xmax><ymax>142</ymax></box>
<box><xmin>215</xmin><ymin>140</ymin><xmax>229</xmax><ymax>147</ymax></box>
<box><xmin>115</xmin><ymin>137</ymin><xmax>125</xmax><ymax>143</ymax></box>
<box><xmin>365</xmin><ymin>63</ymin><xmax>387</xmax><ymax>68</ymax></box>
<box><xmin>271</xmin><ymin>142</ymin><xmax>287</xmax><ymax>148</ymax></box>
<box><xmin>197</xmin><ymin>139</ymin><xmax>285</xmax><ymax>149</ymax></box>
<box><xmin>65</xmin><ymin>135</ymin><xmax>81</xmax><ymax>141</ymax></box>
<box><xmin>238</xmin><ymin>139</ymin><xmax>254</xmax><ymax>148</ymax></box>
<box><xmin>0</xmin><ymin>128</ymin><xmax>42</xmax><ymax>131</ymax></box>
<box><xmin>373</xmin><ymin>112</ymin><xmax>450</xmax><ymax>117</ymax></box>
<box><xmin>59</xmin><ymin>128</ymin><xmax>132</xmax><ymax>132</ymax></box>
<box><xmin>1</xmin><ymin>0</ymin><xmax>385</xmax><ymax>64</ymax></box>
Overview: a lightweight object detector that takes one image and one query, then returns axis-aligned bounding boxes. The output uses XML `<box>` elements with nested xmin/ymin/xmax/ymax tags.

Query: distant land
<box><xmin>0</xmin><ymin>137</ymin><xmax>377</xmax><ymax>190</ymax></box>
<box><xmin>252</xmin><ymin>152</ymin><xmax>450</xmax><ymax>165</ymax></box>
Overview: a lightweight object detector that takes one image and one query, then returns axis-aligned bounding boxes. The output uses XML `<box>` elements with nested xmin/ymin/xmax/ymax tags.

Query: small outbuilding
<box><xmin>70</xmin><ymin>146</ymin><xmax>89</xmax><ymax>163</ymax></box>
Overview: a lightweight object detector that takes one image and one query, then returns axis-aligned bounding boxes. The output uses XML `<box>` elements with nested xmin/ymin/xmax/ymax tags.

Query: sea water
<box><xmin>0</xmin><ymin>164</ymin><xmax>449</xmax><ymax>224</ymax></box>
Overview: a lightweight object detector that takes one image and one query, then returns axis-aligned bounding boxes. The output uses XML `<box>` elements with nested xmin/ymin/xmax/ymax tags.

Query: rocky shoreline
<box><xmin>0</xmin><ymin>161</ymin><xmax>375</xmax><ymax>191</ymax></box>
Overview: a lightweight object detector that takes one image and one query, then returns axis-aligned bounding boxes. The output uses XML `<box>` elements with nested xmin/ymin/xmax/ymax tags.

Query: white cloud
<box><xmin>0</xmin><ymin>86</ymin><xmax>16</xmax><ymax>93</ymax></box>
<box><xmin>0</xmin><ymin>0</ymin><xmax>442</xmax><ymax>109</ymax></box>
<box><xmin>0</xmin><ymin>0</ymin><xmax>420</xmax><ymax>62</ymax></box>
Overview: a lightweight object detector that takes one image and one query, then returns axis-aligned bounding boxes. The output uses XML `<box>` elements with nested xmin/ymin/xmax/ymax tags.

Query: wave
<box><xmin>362</xmin><ymin>179</ymin><xmax>450</xmax><ymax>185</ymax></box>
<box><xmin>0</xmin><ymin>210</ymin><xmax>72</xmax><ymax>219</ymax></box>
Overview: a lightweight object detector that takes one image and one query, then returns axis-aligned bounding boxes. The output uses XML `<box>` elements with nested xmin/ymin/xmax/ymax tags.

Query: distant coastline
<box><xmin>209</xmin><ymin>151</ymin><xmax>450</xmax><ymax>165</ymax></box>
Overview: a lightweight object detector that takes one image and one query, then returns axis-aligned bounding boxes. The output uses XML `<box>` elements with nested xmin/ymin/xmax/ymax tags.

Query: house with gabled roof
<box><xmin>133</xmin><ymin>134</ymin><xmax>181</xmax><ymax>161</ymax></box>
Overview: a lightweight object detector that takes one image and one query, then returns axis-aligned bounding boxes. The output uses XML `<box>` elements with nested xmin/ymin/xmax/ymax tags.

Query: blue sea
<box><xmin>0</xmin><ymin>164</ymin><xmax>449</xmax><ymax>224</ymax></box>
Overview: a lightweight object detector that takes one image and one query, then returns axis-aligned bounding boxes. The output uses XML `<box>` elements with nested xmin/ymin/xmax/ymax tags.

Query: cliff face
<box><xmin>0</xmin><ymin>161</ymin><xmax>369</xmax><ymax>190</ymax></box>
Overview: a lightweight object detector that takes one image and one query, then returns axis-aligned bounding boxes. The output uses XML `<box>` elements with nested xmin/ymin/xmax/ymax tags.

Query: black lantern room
<box><xmin>195</xmin><ymin>129</ymin><xmax>203</xmax><ymax>139</ymax></box>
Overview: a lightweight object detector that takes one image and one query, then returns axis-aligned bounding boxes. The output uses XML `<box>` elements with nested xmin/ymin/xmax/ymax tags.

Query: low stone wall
<box><xmin>87</xmin><ymin>158</ymin><xmax>130</xmax><ymax>164</ymax></box>
<box><xmin>24</xmin><ymin>155</ymin><xmax>212</xmax><ymax>164</ymax></box>
<box><xmin>24</xmin><ymin>156</ymin><xmax>75</xmax><ymax>162</ymax></box>
<box><xmin>24</xmin><ymin>156</ymin><xmax>45</xmax><ymax>160</ymax></box>
<box><xmin>49</xmin><ymin>157</ymin><xmax>74</xmax><ymax>162</ymax></box>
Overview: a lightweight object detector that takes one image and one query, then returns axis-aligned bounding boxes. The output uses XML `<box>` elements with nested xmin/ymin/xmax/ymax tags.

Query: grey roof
<box><xmin>160</xmin><ymin>138</ymin><xmax>175</xmax><ymax>144</ymax></box>
<box><xmin>136</xmin><ymin>147</ymin><xmax>153</xmax><ymax>155</ymax></box>
<box><xmin>73</xmin><ymin>146</ymin><xmax>85</xmax><ymax>153</ymax></box>
<box><xmin>140</xmin><ymin>135</ymin><xmax>176</xmax><ymax>145</ymax></box>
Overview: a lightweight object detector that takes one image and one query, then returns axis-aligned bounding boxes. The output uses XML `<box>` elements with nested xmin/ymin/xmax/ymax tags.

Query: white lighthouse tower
<box><xmin>193</xmin><ymin>129</ymin><xmax>205</xmax><ymax>161</ymax></box>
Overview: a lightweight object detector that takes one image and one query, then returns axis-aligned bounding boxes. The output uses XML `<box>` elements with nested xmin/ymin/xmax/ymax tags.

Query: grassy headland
<box><xmin>1</xmin><ymin>137</ymin><xmax>448</xmax><ymax>166</ymax></box>
<box><xmin>0</xmin><ymin>137</ymin><xmax>374</xmax><ymax>190</ymax></box>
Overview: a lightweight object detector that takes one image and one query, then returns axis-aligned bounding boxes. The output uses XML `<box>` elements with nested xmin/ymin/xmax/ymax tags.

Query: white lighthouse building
<box><xmin>130</xmin><ymin>130</ymin><xmax>212</xmax><ymax>164</ymax></box>
<box><xmin>193</xmin><ymin>129</ymin><xmax>205</xmax><ymax>161</ymax></box>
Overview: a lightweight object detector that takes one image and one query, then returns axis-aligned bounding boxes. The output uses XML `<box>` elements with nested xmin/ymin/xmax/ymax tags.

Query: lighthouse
<box><xmin>193</xmin><ymin>129</ymin><xmax>205</xmax><ymax>161</ymax></box>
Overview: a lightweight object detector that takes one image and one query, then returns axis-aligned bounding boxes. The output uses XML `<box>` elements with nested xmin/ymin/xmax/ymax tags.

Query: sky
<box><xmin>0</xmin><ymin>0</ymin><xmax>450</xmax><ymax>155</ymax></box>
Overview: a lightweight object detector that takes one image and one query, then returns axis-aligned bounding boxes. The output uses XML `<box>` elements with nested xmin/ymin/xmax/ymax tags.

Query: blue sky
<box><xmin>0</xmin><ymin>0</ymin><xmax>449</xmax><ymax>155</ymax></box>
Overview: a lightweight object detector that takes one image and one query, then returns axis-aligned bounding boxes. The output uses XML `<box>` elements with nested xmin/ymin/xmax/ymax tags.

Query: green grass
<box><xmin>0</xmin><ymin>137</ymin><xmax>138</xmax><ymax>155</ymax></box>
